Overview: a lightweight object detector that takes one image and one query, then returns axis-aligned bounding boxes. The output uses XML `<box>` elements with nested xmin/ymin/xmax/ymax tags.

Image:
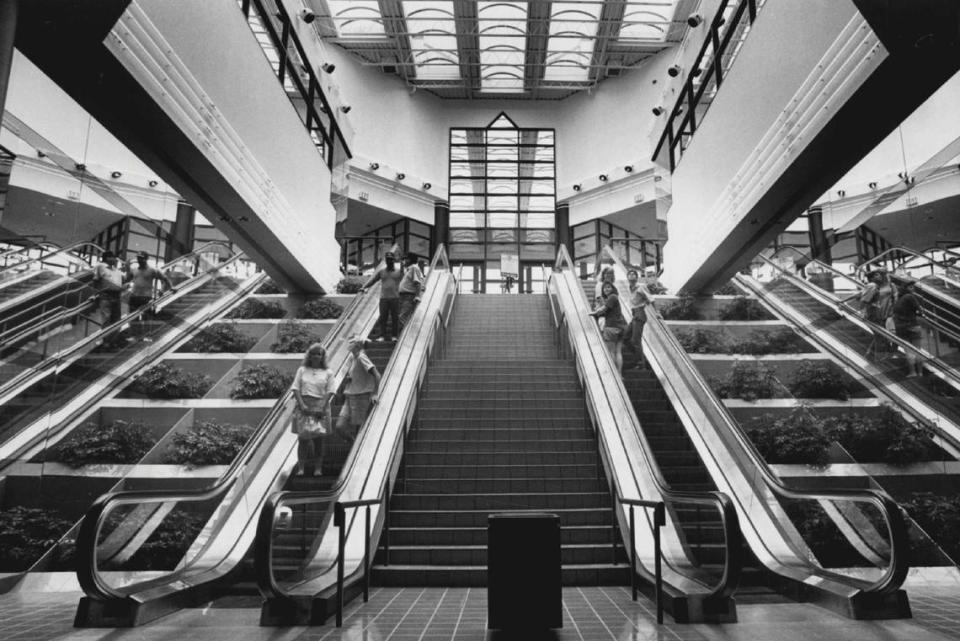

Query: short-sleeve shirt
<box><xmin>399</xmin><ymin>264</ymin><xmax>424</xmax><ymax>294</ymax></box>
<box><xmin>94</xmin><ymin>263</ymin><xmax>124</xmax><ymax>292</ymax></box>
<box><xmin>892</xmin><ymin>292</ymin><xmax>921</xmax><ymax>327</ymax></box>
<box><xmin>344</xmin><ymin>351</ymin><xmax>377</xmax><ymax>395</ymax></box>
<box><xmin>371</xmin><ymin>267</ymin><xmax>403</xmax><ymax>299</ymax></box>
<box><xmin>597</xmin><ymin>293</ymin><xmax>627</xmax><ymax>330</ymax></box>
<box><xmin>129</xmin><ymin>265</ymin><xmax>164</xmax><ymax>297</ymax></box>
<box><xmin>292</xmin><ymin>366</ymin><xmax>334</xmax><ymax>398</ymax></box>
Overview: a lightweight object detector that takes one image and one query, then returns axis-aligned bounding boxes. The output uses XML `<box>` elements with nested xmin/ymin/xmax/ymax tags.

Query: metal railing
<box><xmin>652</xmin><ymin>0</ymin><xmax>765</xmax><ymax>171</ymax></box>
<box><xmin>620</xmin><ymin>497</ymin><xmax>666</xmax><ymax>623</ymax></box>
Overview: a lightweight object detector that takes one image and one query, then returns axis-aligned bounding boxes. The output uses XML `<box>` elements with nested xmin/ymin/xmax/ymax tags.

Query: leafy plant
<box><xmin>0</xmin><ymin>507</ymin><xmax>74</xmax><ymax>571</ymax></box>
<box><xmin>337</xmin><ymin>275</ymin><xmax>366</xmax><ymax>294</ymax></box>
<box><xmin>54</xmin><ymin>420</ymin><xmax>153</xmax><ymax>467</ymax></box>
<box><xmin>712</xmin><ymin>282</ymin><xmax>741</xmax><ymax>296</ymax></box>
<box><xmin>164</xmin><ymin>421</ymin><xmax>254</xmax><ymax>467</ymax></box>
<box><xmin>745</xmin><ymin>408</ymin><xmax>831</xmax><ymax>465</ymax></box>
<box><xmin>256</xmin><ymin>278</ymin><xmax>285</xmax><ymax>294</ymax></box>
<box><xmin>718</xmin><ymin>296</ymin><xmax>773</xmax><ymax>320</ymax></box>
<box><xmin>271</xmin><ymin>321</ymin><xmax>324</xmax><ymax>353</ymax></box>
<box><xmin>829</xmin><ymin>406</ymin><xmax>939</xmax><ymax>465</ymax></box>
<box><xmin>120</xmin><ymin>509</ymin><xmax>206</xmax><ymax>570</ymax></box>
<box><xmin>298</xmin><ymin>298</ymin><xmax>343</xmax><ymax>320</ymax></box>
<box><xmin>644</xmin><ymin>280</ymin><xmax>668</xmax><ymax>295</ymax></box>
<box><xmin>675</xmin><ymin>328</ymin><xmax>730</xmax><ymax>353</ymax></box>
<box><xmin>787</xmin><ymin>360</ymin><xmax>851</xmax><ymax>400</ymax></box>
<box><xmin>732</xmin><ymin>328</ymin><xmax>811</xmax><ymax>355</ymax></box>
<box><xmin>658</xmin><ymin>295</ymin><xmax>701</xmax><ymax>320</ymax></box>
<box><xmin>782</xmin><ymin>500</ymin><xmax>861</xmax><ymax>568</ymax></box>
<box><xmin>710</xmin><ymin>360</ymin><xmax>781</xmax><ymax>401</ymax></box>
<box><xmin>226</xmin><ymin>298</ymin><xmax>286</xmax><ymax>319</ymax></box>
<box><xmin>129</xmin><ymin>363</ymin><xmax>212</xmax><ymax>399</ymax></box>
<box><xmin>230</xmin><ymin>364</ymin><xmax>293</xmax><ymax>399</ymax></box>
<box><xmin>904</xmin><ymin>493</ymin><xmax>960</xmax><ymax>563</ymax></box>
<box><xmin>180</xmin><ymin>323</ymin><xmax>256</xmax><ymax>353</ymax></box>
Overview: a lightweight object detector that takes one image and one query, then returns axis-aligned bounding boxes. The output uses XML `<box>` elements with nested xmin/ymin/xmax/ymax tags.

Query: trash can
<box><xmin>487</xmin><ymin>513</ymin><xmax>562</xmax><ymax>630</ymax></box>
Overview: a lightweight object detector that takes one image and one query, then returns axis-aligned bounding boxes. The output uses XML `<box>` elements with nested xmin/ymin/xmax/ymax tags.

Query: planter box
<box><xmin>205</xmin><ymin>358</ymin><xmax>298</xmax><ymax>399</ymax></box>
<box><xmin>174</xmin><ymin>321</ymin><xmax>272</xmax><ymax>353</ymax></box>
<box><xmin>117</xmin><ymin>358</ymin><xmax>236</xmax><ymax>399</ymax></box>
<box><xmin>654</xmin><ymin>295</ymin><xmax>777</xmax><ymax>320</ymax></box>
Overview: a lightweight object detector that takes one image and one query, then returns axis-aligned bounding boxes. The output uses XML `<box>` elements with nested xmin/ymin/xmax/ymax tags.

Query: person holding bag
<box><xmin>590</xmin><ymin>281</ymin><xmax>627</xmax><ymax>373</ymax></box>
<box><xmin>291</xmin><ymin>343</ymin><xmax>335</xmax><ymax>476</ymax></box>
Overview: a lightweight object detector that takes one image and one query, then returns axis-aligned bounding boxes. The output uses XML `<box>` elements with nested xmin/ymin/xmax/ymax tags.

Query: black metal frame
<box><xmin>620</xmin><ymin>498</ymin><xmax>666</xmax><ymax>624</ymax></box>
<box><xmin>572</xmin><ymin>219</ymin><xmax>663</xmax><ymax>275</ymax></box>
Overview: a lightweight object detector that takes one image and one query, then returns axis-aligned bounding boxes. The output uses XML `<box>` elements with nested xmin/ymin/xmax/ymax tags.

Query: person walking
<box><xmin>362</xmin><ymin>251</ymin><xmax>403</xmax><ymax>341</ymax></box>
<box><xmin>594</xmin><ymin>266</ymin><xmax>615</xmax><ymax>305</ymax></box>
<box><xmin>892</xmin><ymin>281</ymin><xmax>924</xmax><ymax>377</ymax></box>
<box><xmin>590</xmin><ymin>281</ymin><xmax>627</xmax><ymax>373</ymax></box>
<box><xmin>398</xmin><ymin>253</ymin><xmax>424</xmax><ymax>327</ymax></box>
<box><xmin>126</xmin><ymin>251</ymin><xmax>176</xmax><ymax>341</ymax></box>
<box><xmin>623</xmin><ymin>269</ymin><xmax>650</xmax><ymax>370</ymax></box>
<box><xmin>92</xmin><ymin>251</ymin><xmax>125</xmax><ymax>342</ymax></box>
<box><xmin>337</xmin><ymin>336</ymin><xmax>381</xmax><ymax>439</ymax></box>
<box><xmin>291</xmin><ymin>343</ymin><xmax>335</xmax><ymax>476</ymax></box>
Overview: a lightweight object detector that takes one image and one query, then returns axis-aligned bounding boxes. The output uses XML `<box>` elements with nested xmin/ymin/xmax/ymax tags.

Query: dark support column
<box><xmin>165</xmin><ymin>200</ymin><xmax>196</xmax><ymax>261</ymax></box>
<box><xmin>433</xmin><ymin>201</ymin><xmax>449</xmax><ymax>254</ymax></box>
<box><xmin>0</xmin><ymin>0</ymin><xmax>18</xmax><ymax>121</ymax></box>
<box><xmin>807</xmin><ymin>206</ymin><xmax>832</xmax><ymax>263</ymax></box>
<box><xmin>555</xmin><ymin>203</ymin><xmax>573</xmax><ymax>260</ymax></box>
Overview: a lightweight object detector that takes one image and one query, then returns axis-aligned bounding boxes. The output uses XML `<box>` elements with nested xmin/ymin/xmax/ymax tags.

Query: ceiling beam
<box><xmin>453</xmin><ymin>0</ymin><xmax>481</xmax><ymax>97</ymax></box>
<box><xmin>524</xmin><ymin>1</ymin><xmax>552</xmax><ymax>96</ymax></box>
<box><xmin>378</xmin><ymin>0</ymin><xmax>413</xmax><ymax>80</ymax></box>
<box><xmin>589</xmin><ymin>0</ymin><xmax>627</xmax><ymax>83</ymax></box>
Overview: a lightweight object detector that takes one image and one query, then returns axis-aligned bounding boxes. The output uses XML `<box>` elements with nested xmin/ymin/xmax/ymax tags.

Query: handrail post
<box><xmin>654</xmin><ymin>502</ymin><xmax>665</xmax><ymax>625</ymax></box>
<box><xmin>629</xmin><ymin>506</ymin><xmax>637</xmax><ymax>601</ymax></box>
<box><xmin>384</xmin><ymin>497</ymin><xmax>391</xmax><ymax>566</ymax></box>
<box><xmin>334</xmin><ymin>502</ymin><xmax>345</xmax><ymax>627</ymax></box>
<box><xmin>363</xmin><ymin>505</ymin><xmax>370</xmax><ymax>603</ymax></box>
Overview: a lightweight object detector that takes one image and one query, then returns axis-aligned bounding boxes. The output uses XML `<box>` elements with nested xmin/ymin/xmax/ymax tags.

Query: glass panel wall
<box><xmin>340</xmin><ymin>218</ymin><xmax>433</xmax><ymax>273</ymax></box>
<box><xmin>572</xmin><ymin>219</ymin><xmax>663</xmax><ymax>277</ymax></box>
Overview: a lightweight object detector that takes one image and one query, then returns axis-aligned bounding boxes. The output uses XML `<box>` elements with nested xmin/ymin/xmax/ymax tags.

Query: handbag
<box><xmin>293</xmin><ymin>405</ymin><xmax>328</xmax><ymax>438</ymax></box>
<box><xmin>601</xmin><ymin>326</ymin><xmax>623</xmax><ymax>342</ymax></box>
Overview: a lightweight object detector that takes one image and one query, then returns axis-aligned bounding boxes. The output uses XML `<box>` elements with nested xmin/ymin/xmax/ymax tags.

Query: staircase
<box><xmin>371</xmin><ymin>294</ymin><xmax>629</xmax><ymax>587</ymax></box>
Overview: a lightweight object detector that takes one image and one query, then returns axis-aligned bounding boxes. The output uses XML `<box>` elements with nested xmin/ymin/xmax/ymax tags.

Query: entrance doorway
<box><xmin>453</xmin><ymin>261</ymin><xmax>549</xmax><ymax>294</ymax></box>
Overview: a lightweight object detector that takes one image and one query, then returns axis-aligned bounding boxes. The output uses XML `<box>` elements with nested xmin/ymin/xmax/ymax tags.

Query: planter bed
<box><xmin>204</xmin><ymin>358</ymin><xmax>298</xmax><ymax>399</ymax></box>
<box><xmin>117</xmin><ymin>359</ymin><xmax>234</xmax><ymax>399</ymax></box>
<box><xmin>655</xmin><ymin>295</ymin><xmax>776</xmax><ymax>321</ymax></box>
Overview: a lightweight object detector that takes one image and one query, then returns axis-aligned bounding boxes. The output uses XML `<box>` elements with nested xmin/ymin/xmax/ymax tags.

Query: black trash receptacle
<box><xmin>487</xmin><ymin>513</ymin><xmax>562</xmax><ymax>630</ymax></box>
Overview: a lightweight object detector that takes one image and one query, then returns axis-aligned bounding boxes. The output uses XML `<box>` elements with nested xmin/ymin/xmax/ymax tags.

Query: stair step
<box><xmin>396</xmin><ymin>477</ymin><xmax>606</xmax><ymax>494</ymax></box>
<box><xmin>406</xmin><ymin>439</ymin><xmax>596</xmax><ymax>453</ymax></box>
<box><xmin>389</xmin><ymin>508</ymin><xmax>612</xmax><ymax>528</ymax></box>
<box><xmin>387</xmin><ymin>525</ymin><xmax>614</xmax><ymax>546</ymax></box>
<box><xmin>374</xmin><ymin>544</ymin><xmax>627</xmax><ymax>566</ymax></box>
<box><xmin>390</xmin><ymin>492</ymin><xmax>610</xmax><ymax>510</ymax></box>
<box><xmin>371</xmin><ymin>564</ymin><xmax>630</xmax><ymax>587</ymax></box>
<box><xmin>402</xmin><ymin>464</ymin><xmax>598</xmax><ymax>478</ymax></box>
<box><xmin>404</xmin><ymin>451</ymin><xmax>598</xmax><ymax>465</ymax></box>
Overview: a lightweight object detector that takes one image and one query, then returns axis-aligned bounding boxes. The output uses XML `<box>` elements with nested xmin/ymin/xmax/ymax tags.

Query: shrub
<box><xmin>787</xmin><ymin>360</ymin><xmax>851</xmax><ymax>400</ymax></box>
<box><xmin>712</xmin><ymin>282</ymin><xmax>741</xmax><ymax>296</ymax></box>
<box><xmin>226</xmin><ymin>298</ymin><xmax>286</xmax><ymax>319</ymax></box>
<box><xmin>782</xmin><ymin>500</ymin><xmax>861</xmax><ymax>567</ymax></box>
<box><xmin>904</xmin><ymin>493</ymin><xmax>960</xmax><ymax>563</ymax></box>
<box><xmin>0</xmin><ymin>507</ymin><xmax>74</xmax><ymax>572</ymax></box>
<box><xmin>230</xmin><ymin>364</ymin><xmax>293</xmax><ymax>399</ymax></box>
<box><xmin>710</xmin><ymin>360</ymin><xmax>781</xmax><ymax>401</ymax></box>
<box><xmin>121</xmin><ymin>509</ymin><xmax>206</xmax><ymax>570</ymax></box>
<box><xmin>718</xmin><ymin>296</ymin><xmax>773</xmax><ymax>321</ymax></box>
<box><xmin>54</xmin><ymin>420</ymin><xmax>153</xmax><ymax>467</ymax></box>
<box><xmin>829</xmin><ymin>406</ymin><xmax>939</xmax><ymax>465</ymax></box>
<box><xmin>745</xmin><ymin>408</ymin><xmax>831</xmax><ymax>465</ymax></box>
<box><xmin>298</xmin><ymin>298</ymin><xmax>343</xmax><ymax>320</ymax></box>
<box><xmin>658</xmin><ymin>295</ymin><xmax>701</xmax><ymax>320</ymax></box>
<box><xmin>256</xmin><ymin>278</ymin><xmax>285</xmax><ymax>295</ymax></box>
<box><xmin>731</xmin><ymin>328</ymin><xmax>811</xmax><ymax>355</ymax></box>
<box><xmin>644</xmin><ymin>280</ymin><xmax>668</xmax><ymax>295</ymax></box>
<box><xmin>271</xmin><ymin>321</ymin><xmax>324</xmax><ymax>353</ymax></box>
<box><xmin>337</xmin><ymin>275</ymin><xmax>366</xmax><ymax>294</ymax></box>
<box><xmin>180</xmin><ymin>323</ymin><xmax>256</xmax><ymax>353</ymax></box>
<box><xmin>675</xmin><ymin>328</ymin><xmax>730</xmax><ymax>354</ymax></box>
<box><xmin>164</xmin><ymin>421</ymin><xmax>254</xmax><ymax>467</ymax></box>
<box><xmin>129</xmin><ymin>363</ymin><xmax>212</xmax><ymax>399</ymax></box>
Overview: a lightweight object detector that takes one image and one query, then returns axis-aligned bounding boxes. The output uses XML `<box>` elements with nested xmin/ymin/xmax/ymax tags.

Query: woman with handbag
<box><xmin>291</xmin><ymin>343</ymin><xmax>335</xmax><ymax>476</ymax></box>
<box><xmin>590</xmin><ymin>281</ymin><xmax>627</xmax><ymax>373</ymax></box>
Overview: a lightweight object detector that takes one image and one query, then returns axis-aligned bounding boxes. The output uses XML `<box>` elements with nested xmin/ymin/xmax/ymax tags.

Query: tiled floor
<box><xmin>0</xmin><ymin>586</ymin><xmax>958</xmax><ymax>641</ymax></box>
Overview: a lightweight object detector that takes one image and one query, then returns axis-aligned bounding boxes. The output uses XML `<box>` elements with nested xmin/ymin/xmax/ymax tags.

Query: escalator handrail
<box><xmin>603</xmin><ymin>246</ymin><xmax>910</xmax><ymax>596</ymax></box>
<box><xmin>75</xmin><ymin>273</ymin><xmax>377</xmax><ymax>602</ymax></box>
<box><xmin>0</xmin><ymin>241</ymin><xmax>61</xmax><ymax>264</ymax></box>
<box><xmin>254</xmin><ymin>245</ymin><xmax>456</xmax><ymax>602</ymax></box>
<box><xmin>0</xmin><ymin>250</ymin><xmax>247</xmax><ymax>403</ymax></box>
<box><xmin>855</xmin><ymin>246</ymin><xmax>960</xmax><ymax>289</ymax></box>
<box><xmin>552</xmin><ymin>244</ymin><xmax>742</xmax><ymax>601</ymax></box>
<box><xmin>0</xmin><ymin>241</ymin><xmax>103</xmax><ymax>277</ymax></box>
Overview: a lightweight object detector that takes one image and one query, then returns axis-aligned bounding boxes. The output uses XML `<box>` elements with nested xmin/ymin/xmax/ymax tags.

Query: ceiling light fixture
<box><xmin>396</xmin><ymin>172</ymin><xmax>405</xmax><ymax>181</ymax></box>
<box><xmin>340</xmin><ymin>105</ymin><xmax>351</xmax><ymax>113</ymax></box>
<box><xmin>321</xmin><ymin>62</ymin><xmax>336</xmax><ymax>74</ymax></box>
<box><xmin>369</xmin><ymin>162</ymin><xmax>380</xmax><ymax>170</ymax></box>
<box><xmin>687</xmin><ymin>14</ymin><xmax>704</xmax><ymax>27</ymax></box>
<box><xmin>75</xmin><ymin>163</ymin><xmax>86</xmax><ymax>172</ymax></box>
<box><xmin>651</xmin><ymin>106</ymin><xmax>664</xmax><ymax>116</ymax></box>
<box><xmin>111</xmin><ymin>171</ymin><xmax>122</xmax><ymax>179</ymax></box>
<box><xmin>148</xmin><ymin>180</ymin><xmax>159</xmax><ymax>188</ymax></box>
<box><xmin>837</xmin><ymin>190</ymin><xmax>846</xmax><ymax>197</ymax></box>
<box><xmin>667</xmin><ymin>65</ymin><xmax>681</xmax><ymax>78</ymax></box>
<box><xmin>599</xmin><ymin>174</ymin><xmax>608</xmax><ymax>182</ymax></box>
<box><xmin>624</xmin><ymin>165</ymin><xmax>633</xmax><ymax>173</ymax></box>
<box><xmin>868</xmin><ymin>182</ymin><xmax>878</xmax><ymax>189</ymax></box>
<box><xmin>37</xmin><ymin>150</ymin><xmax>46</xmax><ymax>158</ymax></box>
<box><xmin>572</xmin><ymin>184</ymin><xmax>582</xmax><ymax>192</ymax></box>
<box><xmin>299</xmin><ymin>9</ymin><xmax>316</xmax><ymax>23</ymax></box>
<box><xmin>422</xmin><ymin>182</ymin><xmax>432</xmax><ymax>190</ymax></box>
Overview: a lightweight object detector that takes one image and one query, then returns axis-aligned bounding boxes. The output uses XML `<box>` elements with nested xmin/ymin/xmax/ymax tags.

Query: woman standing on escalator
<box><xmin>590</xmin><ymin>281</ymin><xmax>627</xmax><ymax>373</ymax></box>
<box><xmin>291</xmin><ymin>343</ymin><xmax>334</xmax><ymax>476</ymax></box>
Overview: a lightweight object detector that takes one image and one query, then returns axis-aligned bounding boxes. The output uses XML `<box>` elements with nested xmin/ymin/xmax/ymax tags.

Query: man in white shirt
<box><xmin>337</xmin><ymin>336</ymin><xmax>381</xmax><ymax>439</ymax></box>
<box><xmin>398</xmin><ymin>253</ymin><xmax>424</xmax><ymax>327</ymax></box>
<box><xmin>127</xmin><ymin>251</ymin><xmax>175</xmax><ymax>341</ymax></box>
<box><xmin>92</xmin><ymin>251</ymin><xmax>125</xmax><ymax>328</ymax></box>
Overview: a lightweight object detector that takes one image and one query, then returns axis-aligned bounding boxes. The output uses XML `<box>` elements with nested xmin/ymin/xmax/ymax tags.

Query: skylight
<box><xmin>327</xmin><ymin>0</ymin><xmax>386</xmax><ymax>38</ymax></box>
<box><xmin>403</xmin><ymin>1</ymin><xmax>461</xmax><ymax>80</ymax></box>
<box><xmin>478</xmin><ymin>2</ymin><xmax>527</xmax><ymax>93</ymax></box>
<box><xmin>544</xmin><ymin>3</ymin><xmax>603</xmax><ymax>82</ymax></box>
<box><xmin>619</xmin><ymin>0</ymin><xmax>676</xmax><ymax>41</ymax></box>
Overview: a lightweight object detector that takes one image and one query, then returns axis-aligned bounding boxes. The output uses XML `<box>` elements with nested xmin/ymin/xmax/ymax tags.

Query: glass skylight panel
<box><xmin>403</xmin><ymin>1</ymin><xmax>460</xmax><ymax>80</ymax></box>
<box><xmin>544</xmin><ymin>3</ymin><xmax>602</xmax><ymax>82</ymax></box>
<box><xmin>618</xmin><ymin>0</ymin><xmax>677</xmax><ymax>41</ymax></box>
<box><xmin>478</xmin><ymin>2</ymin><xmax>527</xmax><ymax>92</ymax></box>
<box><xmin>327</xmin><ymin>1</ymin><xmax>386</xmax><ymax>38</ymax></box>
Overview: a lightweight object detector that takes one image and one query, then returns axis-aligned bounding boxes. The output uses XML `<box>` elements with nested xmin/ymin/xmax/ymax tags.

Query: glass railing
<box><xmin>550</xmin><ymin>245</ymin><xmax>741</xmax><ymax>622</ymax></box>
<box><xmin>602</xmin><ymin>246</ymin><xmax>912</xmax><ymax>616</ymax></box>
<box><xmin>0</xmin><ymin>241</ymin><xmax>101</xmax><ymax>287</ymax></box>
<box><xmin>0</xmin><ymin>241</ymin><xmax>61</xmax><ymax>269</ymax></box>
<box><xmin>254</xmin><ymin>246</ymin><xmax>456</xmax><ymax>626</ymax></box>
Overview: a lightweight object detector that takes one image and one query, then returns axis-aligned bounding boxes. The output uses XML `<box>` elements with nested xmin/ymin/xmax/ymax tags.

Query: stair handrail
<box><xmin>855</xmin><ymin>246</ymin><xmax>960</xmax><ymax>288</ymax></box>
<box><xmin>253</xmin><ymin>245</ymin><xmax>457</xmax><ymax>626</ymax></box>
<box><xmin>0</xmin><ymin>240</ymin><xmax>103</xmax><ymax>278</ymax></box>
<box><xmin>75</xmin><ymin>276</ymin><xmax>379</xmax><ymax>603</ymax></box>
<box><xmin>551</xmin><ymin>244</ymin><xmax>743</xmax><ymax>612</ymax></box>
<box><xmin>0</xmin><ymin>247</ymin><xmax>247</xmax><ymax>406</ymax></box>
<box><xmin>603</xmin><ymin>246</ymin><xmax>911</xmax><ymax>599</ymax></box>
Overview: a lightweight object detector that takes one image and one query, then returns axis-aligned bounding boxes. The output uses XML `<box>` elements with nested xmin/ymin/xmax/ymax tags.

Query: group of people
<box><xmin>590</xmin><ymin>266</ymin><xmax>650</xmax><ymax>373</ymax></box>
<box><xmin>92</xmin><ymin>250</ymin><xmax>176</xmax><ymax>341</ymax></box>
<box><xmin>843</xmin><ymin>269</ymin><xmax>924</xmax><ymax>377</ymax></box>
<box><xmin>361</xmin><ymin>252</ymin><xmax>425</xmax><ymax>341</ymax></box>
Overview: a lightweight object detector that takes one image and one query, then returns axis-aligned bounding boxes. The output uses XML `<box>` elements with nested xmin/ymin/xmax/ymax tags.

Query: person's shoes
<box><xmin>312</xmin><ymin>468</ymin><xmax>324</xmax><ymax>477</ymax></box>
<box><xmin>141</xmin><ymin>337</ymin><xmax>154</xmax><ymax>343</ymax></box>
<box><xmin>375</xmin><ymin>336</ymin><xmax>385</xmax><ymax>342</ymax></box>
<box><xmin>390</xmin><ymin>336</ymin><xmax>398</xmax><ymax>342</ymax></box>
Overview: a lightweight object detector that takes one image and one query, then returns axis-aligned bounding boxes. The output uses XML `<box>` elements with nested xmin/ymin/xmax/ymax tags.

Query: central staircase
<box><xmin>372</xmin><ymin>294</ymin><xmax>629</xmax><ymax>586</ymax></box>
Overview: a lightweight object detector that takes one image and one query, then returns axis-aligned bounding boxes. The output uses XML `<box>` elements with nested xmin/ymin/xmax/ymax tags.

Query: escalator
<box><xmin>598</xmin><ymin>246</ymin><xmax>911</xmax><ymax>618</ymax></box>
<box><xmin>0</xmin><ymin>247</ymin><xmax>257</xmax><ymax>470</ymax></box>
<box><xmin>70</xmin><ymin>262</ymin><xmax>392</xmax><ymax>626</ymax></box>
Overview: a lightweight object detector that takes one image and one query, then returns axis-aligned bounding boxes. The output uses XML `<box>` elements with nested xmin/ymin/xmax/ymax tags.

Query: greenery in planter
<box><xmin>787</xmin><ymin>360</ymin><xmax>851</xmax><ymax>400</ymax></box>
<box><xmin>644</xmin><ymin>280</ymin><xmax>668</xmax><ymax>295</ymax></box>
<box><xmin>120</xmin><ymin>509</ymin><xmax>206</xmax><ymax>570</ymax></box>
<box><xmin>732</xmin><ymin>328</ymin><xmax>811</xmax><ymax>355</ymax></box>
<box><xmin>256</xmin><ymin>278</ymin><xmax>285</xmax><ymax>294</ymax></box>
<box><xmin>829</xmin><ymin>406</ymin><xmax>939</xmax><ymax>465</ymax></box>
<box><xmin>0</xmin><ymin>506</ymin><xmax>74</xmax><ymax>571</ymax></box>
<box><xmin>180</xmin><ymin>323</ymin><xmax>256</xmax><ymax>353</ymax></box>
<box><xmin>718</xmin><ymin>296</ymin><xmax>773</xmax><ymax>320</ymax></box>
<box><xmin>271</xmin><ymin>321</ymin><xmax>324</xmax><ymax>353</ymax></box>
<box><xmin>904</xmin><ymin>493</ymin><xmax>960</xmax><ymax>563</ymax></box>
<box><xmin>337</xmin><ymin>274</ymin><xmax>366</xmax><ymax>294</ymax></box>
<box><xmin>230</xmin><ymin>364</ymin><xmax>294</xmax><ymax>399</ymax></box>
<box><xmin>130</xmin><ymin>363</ymin><xmax>212</xmax><ymax>399</ymax></box>
<box><xmin>712</xmin><ymin>282</ymin><xmax>741</xmax><ymax>296</ymax></box>
<box><xmin>675</xmin><ymin>328</ymin><xmax>730</xmax><ymax>354</ymax></box>
<box><xmin>298</xmin><ymin>298</ymin><xmax>343</xmax><ymax>320</ymax></box>
<box><xmin>782</xmin><ymin>499</ymin><xmax>865</xmax><ymax>568</ymax></box>
<box><xmin>658</xmin><ymin>295</ymin><xmax>701</xmax><ymax>320</ymax></box>
<box><xmin>164</xmin><ymin>420</ymin><xmax>254</xmax><ymax>467</ymax></box>
<box><xmin>54</xmin><ymin>420</ymin><xmax>153</xmax><ymax>467</ymax></box>
<box><xmin>745</xmin><ymin>408</ymin><xmax>832</xmax><ymax>465</ymax></box>
<box><xmin>226</xmin><ymin>298</ymin><xmax>286</xmax><ymax>319</ymax></box>
<box><xmin>710</xmin><ymin>360</ymin><xmax>782</xmax><ymax>401</ymax></box>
